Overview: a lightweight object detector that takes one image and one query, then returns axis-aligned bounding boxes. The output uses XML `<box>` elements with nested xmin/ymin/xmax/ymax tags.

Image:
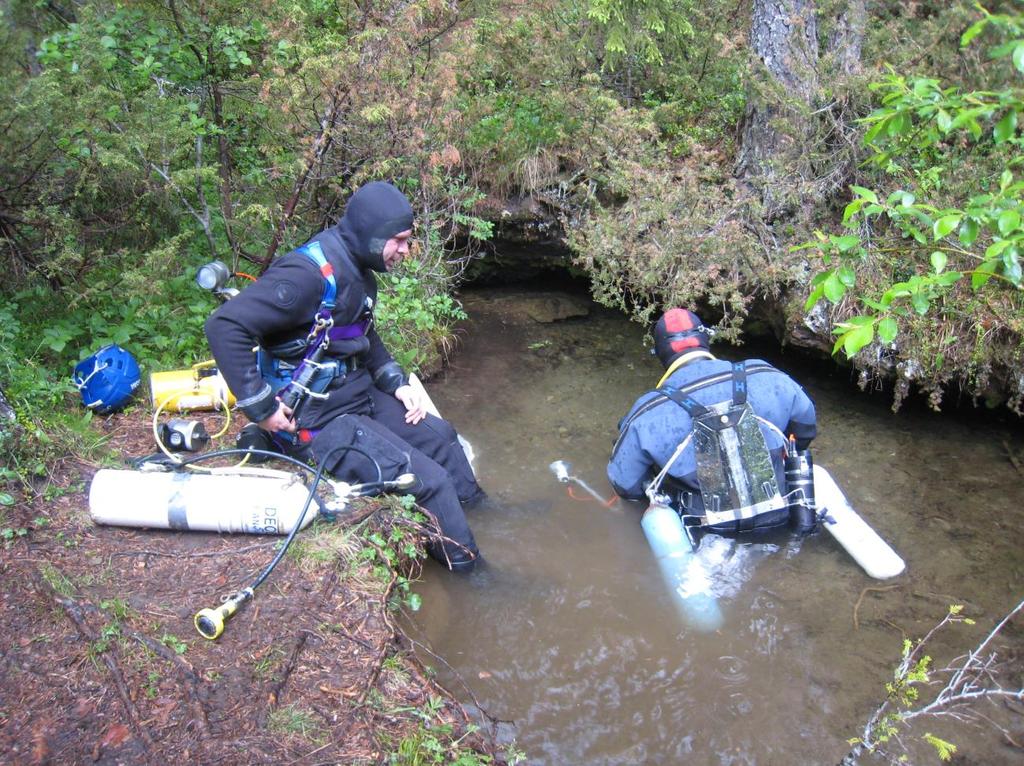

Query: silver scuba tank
<box><xmin>640</xmin><ymin>493</ymin><xmax>724</xmax><ymax>632</ymax></box>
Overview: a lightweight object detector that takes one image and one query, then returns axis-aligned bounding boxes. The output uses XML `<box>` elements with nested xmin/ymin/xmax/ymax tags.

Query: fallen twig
<box><xmin>853</xmin><ymin>584</ymin><xmax>901</xmax><ymax>630</ymax></box>
<box><xmin>55</xmin><ymin>595</ymin><xmax>155</xmax><ymax>750</ymax></box>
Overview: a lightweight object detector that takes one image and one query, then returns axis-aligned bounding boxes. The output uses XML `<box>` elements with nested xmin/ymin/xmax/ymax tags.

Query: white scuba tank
<box><xmin>89</xmin><ymin>469</ymin><xmax>317</xmax><ymax>534</ymax></box>
<box><xmin>813</xmin><ymin>464</ymin><xmax>906</xmax><ymax>579</ymax></box>
<box><xmin>641</xmin><ymin>497</ymin><xmax>724</xmax><ymax>632</ymax></box>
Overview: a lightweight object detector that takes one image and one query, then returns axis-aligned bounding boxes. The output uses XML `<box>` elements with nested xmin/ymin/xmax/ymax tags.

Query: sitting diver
<box><xmin>607</xmin><ymin>308</ymin><xmax>818</xmax><ymax>539</ymax></box>
<box><xmin>205</xmin><ymin>181</ymin><xmax>485</xmax><ymax>571</ymax></box>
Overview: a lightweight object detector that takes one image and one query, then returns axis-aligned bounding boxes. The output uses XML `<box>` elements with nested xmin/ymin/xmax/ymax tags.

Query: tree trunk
<box><xmin>736</xmin><ymin>0</ymin><xmax>820</xmax><ymax>221</ymax></box>
<box><xmin>828</xmin><ymin>0</ymin><xmax>866</xmax><ymax>76</ymax></box>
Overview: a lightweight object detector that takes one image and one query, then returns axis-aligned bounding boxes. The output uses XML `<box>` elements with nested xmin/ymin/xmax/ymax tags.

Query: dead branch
<box><xmin>853</xmin><ymin>585</ymin><xmax>901</xmax><ymax>631</ymax></box>
<box><xmin>55</xmin><ymin>596</ymin><xmax>155</xmax><ymax>750</ymax></box>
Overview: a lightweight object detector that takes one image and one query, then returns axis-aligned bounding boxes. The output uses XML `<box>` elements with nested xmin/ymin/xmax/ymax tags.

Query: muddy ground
<box><xmin>0</xmin><ymin>411</ymin><xmax>505</xmax><ymax>765</ymax></box>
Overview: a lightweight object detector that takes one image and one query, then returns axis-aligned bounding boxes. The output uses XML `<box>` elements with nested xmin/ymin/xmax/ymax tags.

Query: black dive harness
<box><xmin>611</xmin><ymin>362</ymin><xmax>776</xmax><ymax>458</ymax></box>
<box><xmin>256</xmin><ymin>242</ymin><xmax>370</xmax><ymax>441</ymax></box>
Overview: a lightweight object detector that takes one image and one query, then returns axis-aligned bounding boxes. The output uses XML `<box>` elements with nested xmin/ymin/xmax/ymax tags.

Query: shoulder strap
<box><xmin>660</xmin><ymin>386</ymin><xmax>710</xmax><ymax>418</ymax></box>
<box><xmin>296</xmin><ymin>241</ymin><xmax>337</xmax><ymax>314</ymax></box>
<box><xmin>611</xmin><ymin>362</ymin><xmax>777</xmax><ymax>457</ymax></box>
<box><xmin>661</xmin><ymin>361</ymin><xmax>748</xmax><ymax>415</ymax></box>
<box><xmin>731</xmin><ymin>361</ymin><xmax>748</xmax><ymax>406</ymax></box>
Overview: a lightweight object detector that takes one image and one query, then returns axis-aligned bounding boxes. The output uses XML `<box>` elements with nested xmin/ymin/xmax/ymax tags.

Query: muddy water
<box><xmin>407</xmin><ymin>287</ymin><xmax>1024</xmax><ymax>765</ymax></box>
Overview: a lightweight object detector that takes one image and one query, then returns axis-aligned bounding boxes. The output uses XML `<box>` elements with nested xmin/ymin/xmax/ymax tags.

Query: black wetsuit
<box><xmin>205</xmin><ymin>182</ymin><xmax>482</xmax><ymax>570</ymax></box>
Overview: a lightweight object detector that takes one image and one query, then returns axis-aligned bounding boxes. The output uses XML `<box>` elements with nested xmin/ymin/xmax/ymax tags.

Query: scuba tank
<box><xmin>89</xmin><ymin>469</ymin><xmax>317</xmax><ymax>534</ymax></box>
<box><xmin>784</xmin><ymin>442</ymin><xmax>817</xmax><ymax>535</ymax></box>
<box><xmin>640</xmin><ymin>493</ymin><xmax>724</xmax><ymax>632</ymax></box>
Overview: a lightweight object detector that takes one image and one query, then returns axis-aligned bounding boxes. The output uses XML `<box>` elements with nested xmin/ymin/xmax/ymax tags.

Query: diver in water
<box><xmin>607</xmin><ymin>308</ymin><xmax>818</xmax><ymax>538</ymax></box>
<box><xmin>205</xmin><ymin>181</ymin><xmax>485</xmax><ymax>571</ymax></box>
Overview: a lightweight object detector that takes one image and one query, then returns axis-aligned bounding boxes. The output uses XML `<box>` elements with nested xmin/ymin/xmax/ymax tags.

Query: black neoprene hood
<box><xmin>336</xmin><ymin>181</ymin><xmax>415</xmax><ymax>272</ymax></box>
<box><xmin>653</xmin><ymin>308</ymin><xmax>712</xmax><ymax>368</ymax></box>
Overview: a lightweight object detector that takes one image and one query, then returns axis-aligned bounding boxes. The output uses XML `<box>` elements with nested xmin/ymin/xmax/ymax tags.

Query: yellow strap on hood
<box><xmin>657</xmin><ymin>350</ymin><xmax>716</xmax><ymax>388</ymax></box>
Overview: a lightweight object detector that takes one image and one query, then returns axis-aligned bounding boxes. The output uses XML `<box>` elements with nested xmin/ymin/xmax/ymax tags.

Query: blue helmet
<box><xmin>72</xmin><ymin>345</ymin><xmax>141</xmax><ymax>414</ymax></box>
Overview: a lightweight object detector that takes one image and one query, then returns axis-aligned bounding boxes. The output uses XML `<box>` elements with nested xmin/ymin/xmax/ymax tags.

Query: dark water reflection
<box><xmin>407</xmin><ymin>287</ymin><xmax>1024</xmax><ymax>765</ymax></box>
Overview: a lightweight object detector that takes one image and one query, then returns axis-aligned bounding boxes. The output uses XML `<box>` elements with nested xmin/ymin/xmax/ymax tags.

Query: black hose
<box><xmin>248</xmin><ymin>443</ymin><xmax>386</xmax><ymax>590</ymax></box>
<box><xmin>173</xmin><ymin>444</ymin><xmax>383</xmax><ymax>593</ymax></box>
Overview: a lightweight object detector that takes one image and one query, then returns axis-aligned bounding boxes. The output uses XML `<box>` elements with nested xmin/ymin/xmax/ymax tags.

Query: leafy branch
<box><xmin>801</xmin><ymin>6</ymin><xmax>1024</xmax><ymax>360</ymax></box>
<box><xmin>841</xmin><ymin>598</ymin><xmax>1024</xmax><ymax>765</ymax></box>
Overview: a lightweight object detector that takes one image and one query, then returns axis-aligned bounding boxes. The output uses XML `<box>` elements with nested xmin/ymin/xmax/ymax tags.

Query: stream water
<box><xmin>406</xmin><ymin>286</ymin><xmax>1024</xmax><ymax>765</ymax></box>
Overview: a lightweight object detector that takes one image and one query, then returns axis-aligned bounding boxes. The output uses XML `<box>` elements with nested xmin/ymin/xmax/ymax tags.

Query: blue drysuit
<box><xmin>608</xmin><ymin>356</ymin><xmax>817</xmax><ymax>505</ymax></box>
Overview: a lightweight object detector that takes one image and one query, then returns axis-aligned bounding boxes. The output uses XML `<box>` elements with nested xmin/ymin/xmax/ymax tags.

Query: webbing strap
<box><xmin>296</xmin><ymin>241</ymin><xmax>337</xmax><ymax>314</ymax></box>
<box><xmin>611</xmin><ymin>362</ymin><xmax>774</xmax><ymax>459</ymax></box>
<box><xmin>731</xmin><ymin>361</ymin><xmax>748</xmax><ymax>405</ymax></box>
<box><xmin>660</xmin><ymin>388</ymin><xmax>709</xmax><ymax>418</ymax></box>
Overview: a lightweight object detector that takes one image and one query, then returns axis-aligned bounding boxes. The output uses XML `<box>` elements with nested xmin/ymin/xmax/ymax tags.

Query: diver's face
<box><xmin>382</xmin><ymin>230</ymin><xmax>413</xmax><ymax>270</ymax></box>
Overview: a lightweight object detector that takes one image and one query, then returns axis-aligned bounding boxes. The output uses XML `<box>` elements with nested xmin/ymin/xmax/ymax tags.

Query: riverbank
<box><xmin>0</xmin><ymin>411</ymin><xmax>511</xmax><ymax>765</ymax></box>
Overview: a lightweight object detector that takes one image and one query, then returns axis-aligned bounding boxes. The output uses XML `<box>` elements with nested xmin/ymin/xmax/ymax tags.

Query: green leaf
<box><xmin>0</xmin><ymin>493</ymin><xmax>14</xmax><ymax>506</ymax></box>
<box><xmin>804</xmin><ymin>284</ymin><xmax>825</xmax><ymax>312</ymax></box>
<box><xmin>1015</xmin><ymin>43</ymin><xmax>1024</xmax><ymax>74</ymax></box>
<box><xmin>1004</xmin><ymin>246</ymin><xmax>1022</xmax><ymax>284</ymax></box>
<box><xmin>933</xmin><ymin>215</ymin><xmax>961</xmax><ymax>239</ymax></box>
<box><xmin>832</xmin><ymin>235</ymin><xmax>861</xmax><ymax>252</ymax></box>
<box><xmin>838</xmin><ymin>264</ymin><xmax>857</xmax><ymax>287</ymax></box>
<box><xmin>887</xmin><ymin>112</ymin><xmax>910</xmax><ymax>137</ymax></box>
<box><xmin>936</xmin><ymin>109</ymin><xmax>952</xmax><ymax>133</ymax></box>
<box><xmin>850</xmin><ymin>185</ymin><xmax>879</xmax><ymax>204</ymax></box>
<box><xmin>100</xmin><ymin>35</ymin><xmax>117</xmax><ymax>49</ymax></box>
<box><xmin>923</xmin><ymin>732</ymin><xmax>957</xmax><ymax>761</ymax></box>
<box><xmin>959</xmin><ymin>218</ymin><xmax>979</xmax><ymax>246</ymax></box>
<box><xmin>972</xmin><ymin>258</ymin><xmax>1000</xmax><ymax>289</ymax></box>
<box><xmin>960</xmin><ymin>19</ymin><xmax>987</xmax><ymax>47</ymax></box>
<box><xmin>997</xmin><ymin>209</ymin><xmax>1020</xmax><ymax>235</ymax></box>
<box><xmin>877</xmin><ymin>317</ymin><xmax>898</xmax><ymax>344</ymax></box>
<box><xmin>843</xmin><ymin>322</ymin><xmax>875</xmax><ymax>357</ymax></box>
<box><xmin>842</xmin><ymin>197</ymin><xmax>868</xmax><ymax>223</ymax></box>
<box><xmin>986</xmin><ymin>239</ymin><xmax>1012</xmax><ymax>259</ymax></box>
<box><xmin>930</xmin><ymin>251</ymin><xmax>947</xmax><ymax>273</ymax></box>
<box><xmin>911</xmin><ymin>293</ymin><xmax>930</xmax><ymax>315</ymax></box>
<box><xmin>994</xmin><ymin>110</ymin><xmax>1017</xmax><ymax>143</ymax></box>
<box><xmin>823</xmin><ymin>272</ymin><xmax>846</xmax><ymax>302</ymax></box>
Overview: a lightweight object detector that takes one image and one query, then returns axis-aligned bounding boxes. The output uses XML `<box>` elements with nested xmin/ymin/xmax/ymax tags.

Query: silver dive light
<box><xmin>549</xmin><ymin>460</ymin><xmax>571</xmax><ymax>483</ymax></box>
<box><xmin>196</xmin><ymin>260</ymin><xmax>239</xmax><ymax>299</ymax></box>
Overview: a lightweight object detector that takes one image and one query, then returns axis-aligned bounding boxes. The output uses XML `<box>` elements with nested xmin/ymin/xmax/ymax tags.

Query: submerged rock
<box><xmin>463</xmin><ymin>290</ymin><xmax>591</xmax><ymax>324</ymax></box>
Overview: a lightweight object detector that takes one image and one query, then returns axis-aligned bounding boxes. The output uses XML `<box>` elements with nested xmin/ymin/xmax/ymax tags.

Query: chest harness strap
<box><xmin>267</xmin><ymin>242</ymin><xmax>366</xmax><ymax>430</ymax></box>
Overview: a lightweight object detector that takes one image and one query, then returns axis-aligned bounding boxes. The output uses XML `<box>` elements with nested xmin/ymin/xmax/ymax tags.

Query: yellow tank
<box><xmin>150</xmin><ymin>362</ymin><xmax>236</xmax><ymax>411</ymax></box>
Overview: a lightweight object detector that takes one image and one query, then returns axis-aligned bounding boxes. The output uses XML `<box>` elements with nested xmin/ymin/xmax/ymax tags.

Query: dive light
<box><xmin>194</xmin><ymin>588</ymin><xmax>254</xmax><ymax>640</ymax></box>
<box><xmin>157</xmin><ymin>419</ymin><xmax>210</xmax><ymax>452</ymax></box>
<box><xmin>354</xmin><ymin>472</ymin><xmax>416</xmax><ymax>495</ymax></box>
<box><xmin>196</xmin><ymin>260</ymin><xmax>239</xmax><ymax>299</ymax></box>
<box><xmin>549</xmin><ymin>460</ymin><xmax>571</xmax><ymax>482</ymax></box>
